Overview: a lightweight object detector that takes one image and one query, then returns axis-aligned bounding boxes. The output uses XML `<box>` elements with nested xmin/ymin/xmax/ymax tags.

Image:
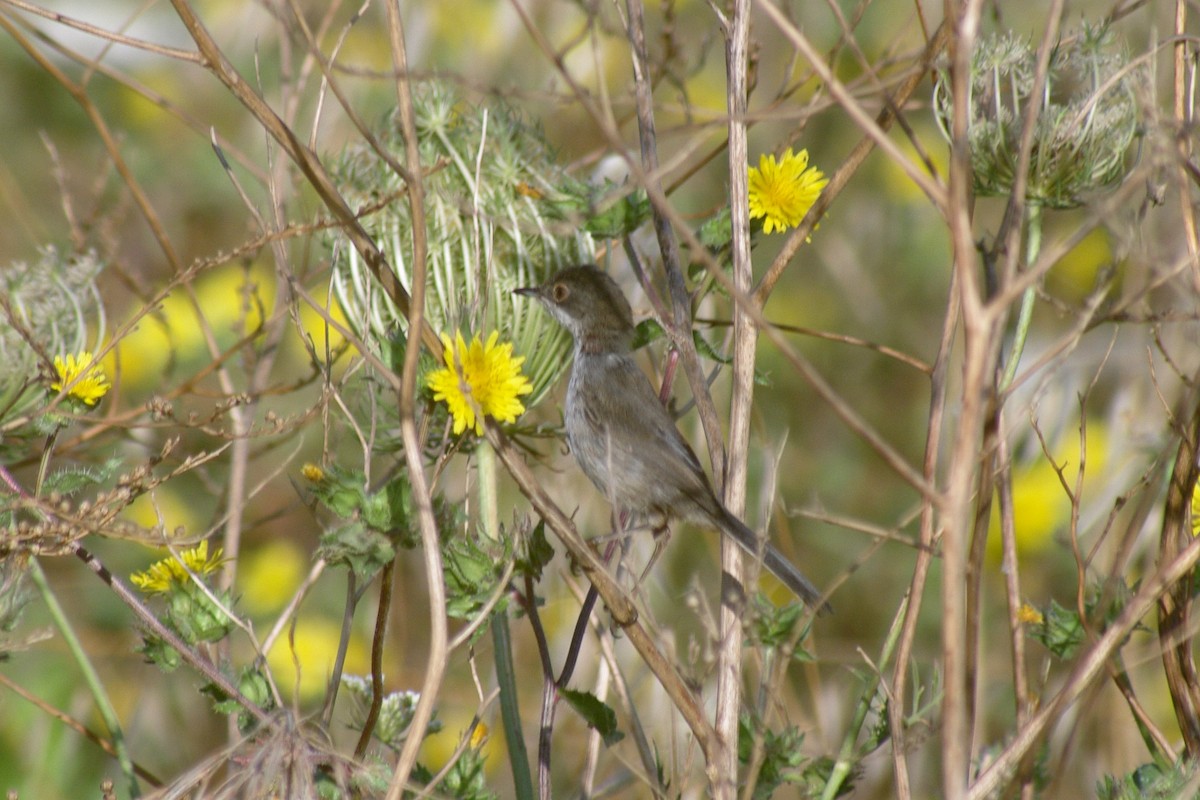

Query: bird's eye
<box><xmin>552</xmin><ymin>283</ymin><xmax>570</xmax><ymax>303</ymax></box>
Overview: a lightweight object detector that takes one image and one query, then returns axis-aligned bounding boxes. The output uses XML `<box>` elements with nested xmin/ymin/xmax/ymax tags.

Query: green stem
<box><xmin>478</xmin><ymin>444</ymin><xmax>533</xmax><ymax>797</ymax></box>
<box><xmin>477</xmin><ymin>442</ymin><xmax>500</xmax><ymax>541</ymax></box>
<box><xmin>999</xmin><ymin>204</ymin><xmax>1043</xmax><ymax>393</ymax></box>
<box><xmin>492</xmin><ymin>612</ymin><xmax>534</xmax><ymax>800</ymax></box>
<box><xmin>29</xmin><ymin>561</ymin><xmax>141</xmax><ymax>798</ymax></box>
<box><xmin>821</xmin><ymin>595</ymin><xmax>909</xmax><ymax>800</ymax></box>
<box><xmin>28</xmin><ymin>427</ymin><xmax>140</xmax><ymax>796</ymax></box>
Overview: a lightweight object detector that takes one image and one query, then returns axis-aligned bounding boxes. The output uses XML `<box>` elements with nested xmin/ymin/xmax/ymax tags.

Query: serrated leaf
<box><xmin>583</xmin><ymin>188</ymin><xmax>650</xmax><ymax>238</ymax></box>
<box><xmin>42</xmin><ymin>459</ymin><xmax>120</xmax><ymax>495</ymax></box>
<box><xmin>631</xmin><ymin>318</ymin><xmax>665</xmax><ymax>351</ymax></box>
<box><xmin>560</xmin><ymin>688</ymin><xmax>624</xmax><ymax>746</ymax></box>
<box><xmin>515</xmin><ymin>519</ymin><xmax>554</xmax><ymax>579</ymax></box>
<box><xmin>318</xmin><ymin>520</ymin><xmax>396</xmax><ymax>580</ymax></box>
<box><xmin>698</xmin><ymin>207</ymin><xmax>733</xmax><ymax>250</ymax></box>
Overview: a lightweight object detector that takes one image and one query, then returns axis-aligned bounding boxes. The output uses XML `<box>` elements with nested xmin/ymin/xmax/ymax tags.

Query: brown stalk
<box><xmin>718</xmin><ymin>0</ymin><xmax>755</xmax><ymax>793</ymax></box>
<box><xmin>1157</xmin><ymin>385</ymin><xmax>1200</xmax><ymax>756</ymax></box>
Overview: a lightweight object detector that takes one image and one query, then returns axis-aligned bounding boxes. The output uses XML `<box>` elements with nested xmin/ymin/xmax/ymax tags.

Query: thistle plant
<box><xmin>331</xmin><ymin>83</ymin><xmax>593</xmax><ymax>409</ymax></box>
<box><xmin>933</xmin><ymin>24</ymin><xmax>1140</xmax><ymax>208</ymax></box>
<box><xmin>933</xmin><ymin>24</ymin><xmax>1140</xmax><ymax>389</ymax></box>
<box><xmin>0</xmin><ymin>247</ymin><xmax>106</xmax><ymax>440</ymax></box>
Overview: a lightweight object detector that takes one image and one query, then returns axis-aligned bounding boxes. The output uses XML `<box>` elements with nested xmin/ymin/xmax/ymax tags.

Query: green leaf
<box><xmin>560</xmin><ymin>688</ymin><xmax>624</xmax><ymax>746</ymax></box>
<box><xmin>444</xmin><ymin>531</ymin><xmax>507</xmax><ymax>624</ymax></box>
<box><xmin>692</xmin><ymin>330</ymin><xmax>772</xmax><ymax>387</ymax></box>
<box><xmin>1097</xmin><ymin>760</ymin><xmax>1197</xmax><ymax>800</ymax></box>
<box><xmin>318</xmin><ymin>520</ymin><xmax>396</xmax><ymax>580</ymax></box>
<box><xmin>542</xmin><ymin>179</ymin><xmax>650</xmax><ymax>238</ymax></box>
<box><xmin>698</xmin><ymin>207</ymin><xmax>733</xmax><ymax>250</ymax></box>
<box><xmin>42</xmin><ymin>458</ymin><xmax>121</xmax><ymax>495</ymax></box>
<box><xmin>515</xmin><ymin>519</ymin><xmax>553</xmax><ymax>580</ymax></box>
<box><xmin>306</xmin><ymin>464</ymin><xmax>370</xmax><ymax>519</ymax></box>
<box><xmin>1027</xmin><ymin>598</ymin><xmax>1084</xmax><ymax>659</ymax></box>
<box><xmin>203</xmin><ymin>666</ymin><xmax>273</xmax><ymax>731</ymax></box>
<box><xmin>584</xmin><ymin>187</ymin><xmax>651</xmax><ymax>238</ymax></box>
<box><xmin>737</xmin><ymin>714</ymin><xmax>812</xmax><ymax>798</ymax></box>
<box><xmin>749</xmin><ymin>592</ymin><xmax>807</xmax><ymax>649</ymax></box>
<box><xmin>631</xmin><ymin>318</ymin><xmax>665</xmax><ymax>351</ymax></box>
<box><xmin>136</xmin><ymin>631</ymin><xmax>181</xmax><ymax>671</ymax></box>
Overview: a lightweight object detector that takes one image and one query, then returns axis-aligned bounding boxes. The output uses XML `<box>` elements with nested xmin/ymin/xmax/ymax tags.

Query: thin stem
<box><xmin>321</xmin><ymin>571</ymin><xmax>357</xmax><ymax>728</ymax></box>
<box><xmin>28</xmin><ymin>433</ymin><xmax>137</xmax><ymax>797</ymax></box>
<box><xmin>999</xmin><ymin>204</ymin><xmax>1043</xmax><ymax>392</ymax></box>
<box><xmin>719</xmin><ymin>0</ymin><xmax>755</xmax><ymax>795</ymax></box>
<box><xmin>491</xmin><ymin>612</ymin><xmax>535</xmax><ymax>800</ymax></box>
<box><xmin>29</xmin><ymin>561</ymin><xmax>141</xmax><ymax>798</ymax></box>
<box><xmin>821</xmin><ymin>595</ymin><xmax>909</xmax><ymax>800</ymax></box>
<box><xmin>478</xmin><ymin>443</ymin><xmax>534</xmax><ymax>798</ymax></box>
<box><xmin>354</xmin><ymin>561</ymin><xmax>395</xmax><ymax>758</ymax></box>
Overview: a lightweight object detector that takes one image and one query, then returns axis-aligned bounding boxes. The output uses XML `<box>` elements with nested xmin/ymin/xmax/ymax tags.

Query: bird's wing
<box><xmin>584</xmin><ymin>353</ymin><xmax>711</xmax><ymax>492</ymax></box>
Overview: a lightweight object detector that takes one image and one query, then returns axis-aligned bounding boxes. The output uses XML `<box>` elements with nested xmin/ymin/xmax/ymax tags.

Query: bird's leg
<box><xmin>611</xmin><ymin>508</ymin><xmax>636</xmax><ymax>588</ymax></box>
<box><xmin>637</xmin><ymin>516</ymin><xmax>673</xmax><ymax>586</ymax></box>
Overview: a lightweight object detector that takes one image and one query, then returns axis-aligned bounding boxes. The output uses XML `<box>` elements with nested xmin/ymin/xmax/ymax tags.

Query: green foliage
<box><xmin>933</xmin><ymin>24</ymin><xmax>1141</xmax><ymax>207</ymax></box>
<box><xmin>136</xmin><ymin>630</ymin><xmax>182</xmax><ymax>671</ymax></box>
<box><xmin>1097</xmin><ymin>761</ymin><xmax>1198</xmax><ymax>800</ymax></box>
<box><xmin>443</xmin><ymin>523</ymin><xmax>511</xmax><ymax>625</ymax></box>
<box><xmin>631</xmin><ymin>317</ymin><xmax>666</xmax><ymax>351</ymax></box>
<box><xmin>0</xmin><ymin>560</ymin><xmax>31</xmax><ymax>658</ymax></box>
<box><xmin>39</xmin><ymin>458</ymin><xmax>121</xmax><ymax>496</ymax></box>
<box><xmin>1027</xmin><ymin>598</ymin><xmax>1086</xmax><ymax>659</ymax></box>
<box><xmin>0</xmin><ymin>247</ymin><xmax>105</xmax><ymax>448</ymax></box>
<box><xmin>546</xmin><ymin>178</ymin><xmax>652</xmax><ymax>239</ymax></box>
<box><xmin>738</xmin><ymin>714</ymin><xmax>850</xmax><ymax>798</ymax></box>
<box><xmin>341</xmin><ymin>676</ymin><xmax>440</xmax><ymax>748</ymax></box>
<box><xmin>748</xmin><ymin>593</ymin><xmax>810</xmax><ymax>651</ymax></box>
<box><xmin>412</xmin><ymin>744</ymin><xmax>497</xmax><ymax>800</ymax></box>
<box><xmin>310</xmin><ymin>466</ymin><xmax>460</xmax><ymax>579</ymax></box>
<box><xmin>1027</xmin><ymin>582</ymin><xmax>1134</xmax><ymax>660</ymax></box>
<box><xmin>560</xmin><ymin>687</ymin><xmax>624</xmax><ymax>746</ymax></box>
<box><xmin>698</xmin><ymin>207</ymin><xmax>733</xmax><ymax>251</ymax></box>
<box><xmin>514</xmin><ymin>519</ymin><xmax>554</xmax><ymax>580</ymax></box>
<box><xmin>206</xmin><ymin>666</ymin><xmax>275</xmax><ymax>731</ymax></box>
<box><xmin>165</xmin><ymin>583</ymin><xmax>236</xmax><ymax>644</ymax></box>
<box><xmin>319</xmin><ymin>520</ymin><xmax>397</xmax><ymax>580</ymax></box>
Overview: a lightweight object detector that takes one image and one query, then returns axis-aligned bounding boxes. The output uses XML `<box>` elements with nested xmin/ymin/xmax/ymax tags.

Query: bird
<box><xmin>515</xmin><ymin>264</ymin><xmax>828</xmax><ymax>612</ymax></box>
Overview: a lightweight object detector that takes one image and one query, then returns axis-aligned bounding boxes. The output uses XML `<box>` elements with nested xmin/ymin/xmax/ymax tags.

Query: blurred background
<box><xmin>0</xmin><ymin>0</ymin><xmax>1197</xmax><ymax>797</ymax></box>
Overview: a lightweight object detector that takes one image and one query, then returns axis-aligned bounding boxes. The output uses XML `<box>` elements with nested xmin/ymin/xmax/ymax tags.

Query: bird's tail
<box><xmin>716</xmin><ymin>506</ymin><xmax>831</xmax><ymax>614</ymax></box>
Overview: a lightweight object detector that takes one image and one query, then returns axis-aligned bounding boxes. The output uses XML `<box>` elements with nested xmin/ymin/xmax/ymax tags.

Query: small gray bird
<box><xmin>516</xmin><ymin>264</ymin><xmax>827</xmax><ymax>611</ymax></box>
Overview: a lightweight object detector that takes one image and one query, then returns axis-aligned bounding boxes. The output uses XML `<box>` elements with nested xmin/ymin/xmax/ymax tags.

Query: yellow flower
<box><xmin>748</xmin><ymin>148</ymin><xmax>828</xmax><ymax>235</ymax></box>
<box><xmin>50</xmin><ymin>351</ymin><xmax>110</xmax><ymax>406</ymax></box>
<box><xmin>131</xmin><ymin>541</ymin><xmax>225</xmax><ymax>594</ymax></box>
<box><xmin>426</xmin><ymin>331</ymin><xmax>533</xmax><ymax>436</ymax></box>
<box><xmin>469</xmin><ymin>721</ymin><xmax>489</xmax><ymax>749</ymax></box>
<box><xmin>301</xmin><ymin>463</ymin><xmax>326</xmax><ymax>483</ymax></box>
<box><xmin>1017</xmin><ymin>603</ymin><xmax>1045</xmax><ymax>625</ymax></box>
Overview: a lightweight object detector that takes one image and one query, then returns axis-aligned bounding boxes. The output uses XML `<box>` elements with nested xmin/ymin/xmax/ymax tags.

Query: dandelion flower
<box><xmin>1017</xmin><ymin>603</ymin><xmax>1044</xmax><ymax>626</ymax></box>
<box><xmin>469</xmin><ymin>721</ymin><xmax>489</xmax><ymax>749</ymax></box>
<box><xmin>50</xmin><ymin>351</ymin><xmax>110</xmax><ymax>406</ymax></box>
<box><xmin>131</xmin><ymin>541</ymin><xmax>225</xmax><ymax>594</ymax></box>
<box><xmin>427</xmin><ymin>331</ymin><xmax>533</xmax><ymax>436</ymax></box>
<box><xmin>748</xmin><ymin>148</ymin><xmax>828</xmax><ymax>235</ymax></box>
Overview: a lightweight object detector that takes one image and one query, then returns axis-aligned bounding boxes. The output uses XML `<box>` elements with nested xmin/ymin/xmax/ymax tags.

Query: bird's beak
<box><xmin>513</xmin><ymin>285</ymin><xmax>540</xmax><ymax>298</ymax></box>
